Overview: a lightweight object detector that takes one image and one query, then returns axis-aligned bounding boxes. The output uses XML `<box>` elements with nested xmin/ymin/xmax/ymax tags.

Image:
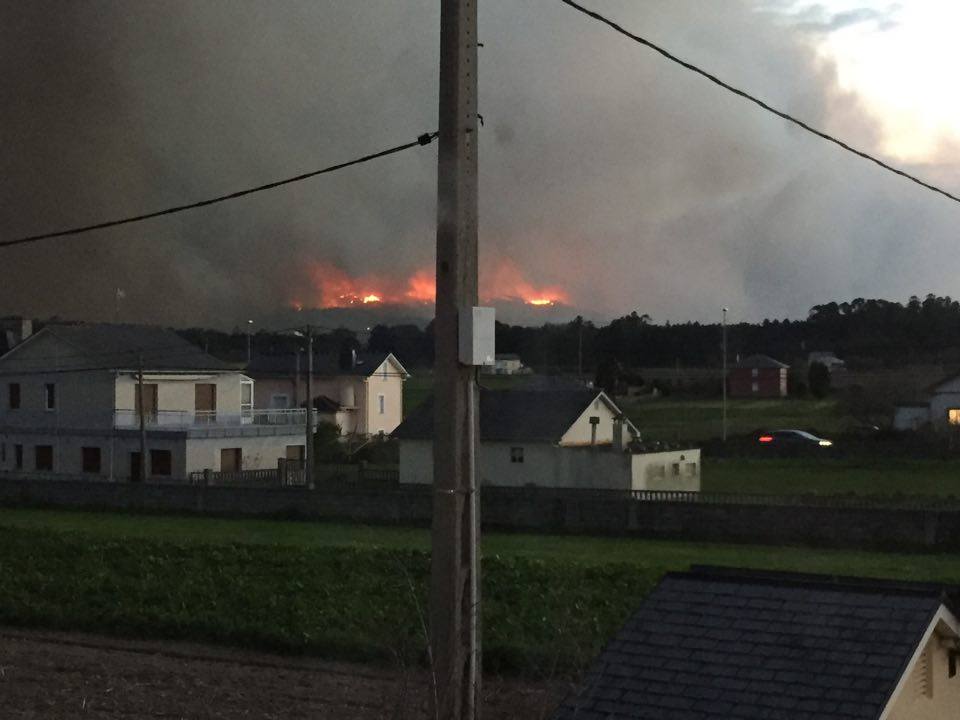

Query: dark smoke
<box><xmin>1</xmin><ymin>1</ymin><xmax>957</xmax><ymax>327</ymax></box>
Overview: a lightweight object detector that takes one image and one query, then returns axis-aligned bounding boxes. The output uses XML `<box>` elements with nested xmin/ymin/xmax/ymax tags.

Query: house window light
<box><xmin>949</xmin><ymin>409</ymin><xmax>960</xmax><ymax>426</ymax></box>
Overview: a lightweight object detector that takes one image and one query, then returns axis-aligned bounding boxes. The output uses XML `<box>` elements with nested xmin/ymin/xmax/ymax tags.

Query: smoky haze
<box><xmin>2</xmin><ymin>0</ymin><xmax>958</xmax><ymax>328</ymax></box>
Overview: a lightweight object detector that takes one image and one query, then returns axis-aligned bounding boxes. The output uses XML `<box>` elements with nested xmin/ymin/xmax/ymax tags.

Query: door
<box><xmin>130</xmin><ymin>451</ymin><xmax>142</xmax><ymax>480</ymax></box>
<box><xmin>134</xmin><ymin>384</ymin><xmax>158</xmax><ymax>422</ymax></box>
<box><xmin>220</xmin><ymin>448</ymin><xmax>242</xmax><ymax>472</ymax></box>
<box><xmin>195</xmin><ymin>384</ymin><xmax>217</xmax><ymax>423</ymax></box>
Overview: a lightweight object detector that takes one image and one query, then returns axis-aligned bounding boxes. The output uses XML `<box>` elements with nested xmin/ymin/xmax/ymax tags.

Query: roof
<box><xmin>305</xmin><ymin>395</ymin><xmax>342</xmax><ymax>413</ymax></box>
<box><xmin>394</xmin><ymin>389</ymin><xmax>613</xmax><ymax>443</ymax></box>
<box><xmin>554</xmin><ymin>566</ymin><xmax>957</xmax><ymax>720</ymax></box>
<box><xmin>0</xmin><ymin>323</ymin><xmax>229</xmax><ymax>372</ymax></box>
<box><xmin>735</xmin><ymin>353</ymin><xmax>790</xmax><ymax>370</ymax></box>
<box><xmin>247</xmin><ymin>351</ymin><xmax>407</xmax><ymax>378</ymax></box>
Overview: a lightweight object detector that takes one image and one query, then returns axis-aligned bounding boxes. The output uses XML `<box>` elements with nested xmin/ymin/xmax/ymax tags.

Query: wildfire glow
<box><xmin>298</xmin><ymin>259</ymin><xmax>568</xmax><ymax>310</ymax></box>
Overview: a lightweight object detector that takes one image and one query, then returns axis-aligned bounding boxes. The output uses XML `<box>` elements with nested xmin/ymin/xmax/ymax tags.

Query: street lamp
<box><xmin>246</xmin><ymin>319</ymin><xmax>254</xmax><ymax>365</ymax></box>
<box><xmin>722</xmin><ymin>307</ymin><xmax>728</xmax><ymax>443</ymax></box>
<box><xmin>289</xmin><ymin>328</ymin><xmax>314</xmax><ymax>489</ymax></box>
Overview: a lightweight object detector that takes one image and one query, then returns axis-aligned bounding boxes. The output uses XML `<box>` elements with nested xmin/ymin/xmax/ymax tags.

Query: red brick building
<box><xmin>728</xmin><ymin>354</ymin><xmax>789</xmax><ymax>398</ymax></box>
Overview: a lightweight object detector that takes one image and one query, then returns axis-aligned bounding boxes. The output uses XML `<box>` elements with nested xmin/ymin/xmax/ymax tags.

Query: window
<box><xmin>378</xmin><ymin>394</ymin><xmax>385</xmax><ymax>415</ymax></box>
<box><xmin>751</xmin><ymin>368</ymin><xmax>759</xmax><ymax>378</ymax></box>
<box><xmin>44</xmin><ymin>383</ymin><xmax>56</xmax><ymax>410</ymax></box>
<box><xmin>686</xmin><ymin>462</ymin><xmax>698</xmax><ymax>477</ymax></box>
<box><xmin>286</xmin><ymin>445</ymin><xmax>305</xmax><ymax>461</ymax></box>
<box><xmin>751</xmin><ymin>381</ymin><xmax>759</xmax><ymax>393</ymax></box>
<box><xmin>35</xmin><ymin>445</ymin><xmax>53</xmax><ymax>471</ymax></box>
<box><xmin>270</xmin><ymin>394</ymin><xmax>290</xmax><ymax>409</ymax></box>
<box><xmin>150</xmin><ymin>449</ymin><xmax>172</xmax><ymax>476</ymax></box>
<box><xmin>8</xmin><ymin>383</ymin><xmax>20</xmax><ymax>409</ymax></box>
<box><xmin>672</xmin><ymin>463</ymin><xmax>681</xmax><ymax>476</ymax></box>
<box><xmin>0</xmin><ymin>444</ymin><xmax>5</xmax><ymax>464</ymax></box>
<box><xmin>14</xmin><ymin>444</ymin><xmax>23</xmax><ymax>470</ymax></box>
<box><xmin>240</xmin><ymin>381</ymin><xmax>253</xmax><ymax>418</ymax></box>
<box><xmin>82</xmin><ymin>447</ymin><xmax>101</xmax><ymax>474</ymax></box>
<box><xmin>510</xmin><ymin>447</ymin><xmax>524</xmax><ymax>463</ymax></box>
<box><xmin>949</xmin><ymin>409</ymin><xmax>960</xmax><ymax>426</ymax></box>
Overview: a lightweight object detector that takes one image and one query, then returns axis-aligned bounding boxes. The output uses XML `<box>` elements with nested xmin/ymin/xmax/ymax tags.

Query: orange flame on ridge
<box><xmin>299</xmin><ymin>259</ymin><xmax>567</xmax><ymax>310</ymax></box>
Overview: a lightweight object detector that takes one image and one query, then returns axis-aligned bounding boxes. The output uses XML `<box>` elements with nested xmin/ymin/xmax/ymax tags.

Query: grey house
<box><xmin>555</xmin><ymin>567</ymin><xmax>960</xmax><ymax>720</ymax></box>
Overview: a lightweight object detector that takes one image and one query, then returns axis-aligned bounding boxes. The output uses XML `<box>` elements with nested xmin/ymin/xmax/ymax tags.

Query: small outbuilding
<box><xmin>554</xmin><ymin>566</ymin><xmax>960</xmax><ymax>720</ymax></box>
<box><xmin>728</xmin><ymin>354</ymin><xmax>789</xmax><ymax>398</ymax></box>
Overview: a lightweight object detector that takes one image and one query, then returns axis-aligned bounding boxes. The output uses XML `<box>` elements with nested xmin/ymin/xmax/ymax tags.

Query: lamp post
<box><xmin>246</xmin><ymin>319</ymin><xmax>254</xmax><ymax>365</ymax></box>
<box><xmin>722</xmin><ymin>307</ymin><xmax>728</xmax><ymax>443</ymax></box>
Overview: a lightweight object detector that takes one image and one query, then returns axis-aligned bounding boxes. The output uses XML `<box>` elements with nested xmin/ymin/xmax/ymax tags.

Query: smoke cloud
<box><xmin>1</xmin><ymin>1</ymin><xmax>957</xmax><ymax>327</ymax></box>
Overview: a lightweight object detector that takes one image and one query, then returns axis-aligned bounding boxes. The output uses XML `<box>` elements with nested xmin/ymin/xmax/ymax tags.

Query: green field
<box><xmin>403</xmin><ymin>373</ymin><xmax>527</xmax><ymax>416</ymax></box>
<box><xmin>702</xmin><ymin>457</ymin><xmax>960</xmax><ymax>497</ymax></box>
<box><xmin>620</xmin><ymin>397</ymin><xmax>845</xmax><ymax>442</ymax></box>
<box><xmin>3</xmin><ymin>508</ymin><xmax>960</xmax><ymax>675</ymax></box>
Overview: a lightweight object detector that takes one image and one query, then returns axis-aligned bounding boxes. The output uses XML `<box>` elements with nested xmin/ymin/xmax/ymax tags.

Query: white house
<box><xmin>485</xmin><ymin>353</ymin><xmax>525</xmax><ymax>375</ymax></box>
<box><xmin>0</xmin><ymin>323</ymin><xmax>308</xmax><ymax>480</ymax></box>
<box><xmin>394</xmin><ymin>389</ymin><xmax>700</xmax><ymax>491</ymax></box>
<box><xmin>893</xmin><ymin>372</ymin><xmax>960</xmax><ymax>433</ymax></box>
<box><xmin>246</xmin><ymin>351</ymin><xmax>409</xmax><ymax>436</ymax></box>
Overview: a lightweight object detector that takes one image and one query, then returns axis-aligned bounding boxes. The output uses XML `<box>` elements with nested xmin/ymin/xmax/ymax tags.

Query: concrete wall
<box><xmin>631</xmin><ymin>450</ymin><xmax>701</xmax><ymax>491</ymax></box>
<box><xmin>399</xmin><ymin>440</ymin><xmax>697</xmax><ymax>491</ymax></box>
<box><xmin>886</xmin><ymin>617</ymin><xmax>960</xmax><ymax>720</ymax></box>
<box><xmin>184</xmin><ymin>434</ymin><xmax>306</xmax><ymax>473</ymax></box>
<box><xmin>6</xmin><ymin>478</ymin><xmax>960</xmax><ymax>552</ymax></box>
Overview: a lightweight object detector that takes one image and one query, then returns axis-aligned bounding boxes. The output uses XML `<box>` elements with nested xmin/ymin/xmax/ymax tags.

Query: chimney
<box><xmin>613</xmin><ymin>416</ymin><xmax>625</xmax><ymax>451</ymax></box>
<box><xmin>1</xmin><ymin>316</ymin><xmax>32</xmax><ymax>351</ymax></box>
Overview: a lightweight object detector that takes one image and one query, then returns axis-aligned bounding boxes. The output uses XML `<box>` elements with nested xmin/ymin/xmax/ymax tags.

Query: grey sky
<box><xmin>1</xmin><ymin>0</ymin><xmax>957</xmax><ymax>327</ymax></box>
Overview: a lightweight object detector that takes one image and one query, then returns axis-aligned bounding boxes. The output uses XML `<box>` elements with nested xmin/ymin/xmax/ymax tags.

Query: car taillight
<box><xmin>758</xmin><ymin>435</ymin><xmax>774</xmax><ymax>443</ymax></box>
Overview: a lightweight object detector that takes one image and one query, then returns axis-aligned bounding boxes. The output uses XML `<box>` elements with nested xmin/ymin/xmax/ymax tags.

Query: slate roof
<box><xmin>247</xmin><ymin>351</ymin><xmax>403</xmax><ymax>378</ymax></box>
<box><xmin>1</xmin><ymin>323</ymin><xmax>229</xmax><ymax>372</ymax></box>
<box><xmin>735</xmin><ymin>354</ymin><xmax>790</xmax><ymax>370</ymax></box>
<box><xmin>393</xmin><ymin>389</ymin><xmax>604</xmax><ymax>443</ymax></box>
<box><xmin>554</xmin><ymin>566</ymin><xmax>957</xmax><ymax>720</ymax></box>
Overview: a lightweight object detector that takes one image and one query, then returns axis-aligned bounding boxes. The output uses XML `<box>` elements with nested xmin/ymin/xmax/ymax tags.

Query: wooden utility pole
<box><xmin>431</xmin><ymin>0</ymin><xmax>481</xmax><ymax>717</ymax></box>
<box><xmin>137</xmin><ymin>354</ymin><xmax>147</xmax><ymax>482</ymax></box>
<box><xmin>305</xmin><ymin>326</ymin><xmax>314</xmax><ymax>489</ymax></box>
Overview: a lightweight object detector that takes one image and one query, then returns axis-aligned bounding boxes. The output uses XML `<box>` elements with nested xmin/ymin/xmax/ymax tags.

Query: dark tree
<box><xmin>808</xmin><ymin>361</ymin><xmax>831</xmax><ymax>398</ymax></box>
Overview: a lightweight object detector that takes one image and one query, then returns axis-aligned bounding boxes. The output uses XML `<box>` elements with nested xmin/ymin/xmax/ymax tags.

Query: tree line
<box><xmin>181</xmin><ymin>294</ymin><xmax>960</xmax><ymax>373</ymax></box>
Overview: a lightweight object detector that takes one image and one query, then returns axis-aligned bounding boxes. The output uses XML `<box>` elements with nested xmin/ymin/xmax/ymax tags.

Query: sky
<box><xmin>1</xmin><ymin>1</ymin><xmax>958</xmax><ymax>328</ymax></box>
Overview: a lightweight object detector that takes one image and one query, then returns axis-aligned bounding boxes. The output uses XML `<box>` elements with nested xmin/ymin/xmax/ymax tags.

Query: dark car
<box><xmin>756</xmin><ymin>429</ymin><xmax>834</xmax><ymax>451</ymax></box>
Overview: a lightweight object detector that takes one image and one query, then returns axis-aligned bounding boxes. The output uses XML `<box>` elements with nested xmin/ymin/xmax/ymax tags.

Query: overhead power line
<box><xmin>558</xmin><ymin>0</ymin><xmax>960</xmax><ymax>206</ymax></box>
<box><xmin>1</xmin><ymin>132</ymin><xmax>439</xmax><ymax>249</ymax></box>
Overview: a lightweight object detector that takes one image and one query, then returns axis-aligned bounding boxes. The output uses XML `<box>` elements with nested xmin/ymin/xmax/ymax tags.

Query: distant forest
<box><xmin>181</xmin><ymin>295</ymin><xmax>960</xmax><ymax>372</ymax></box>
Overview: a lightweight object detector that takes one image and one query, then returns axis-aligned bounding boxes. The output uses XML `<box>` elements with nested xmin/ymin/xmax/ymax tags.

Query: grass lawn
<box><xmin>702</xmin><ymin>457</ymin><xmax>960</xmax><ymax>497</ymax></box>
<box><xmin>4</xmin><ymin>508</ymin><xmax>960</xmax><ymax>675</ymax></box>
<box><xmin>619</xmin><ymin>397</ymin><xmax>844</xmax><ymax>442</ymax></box>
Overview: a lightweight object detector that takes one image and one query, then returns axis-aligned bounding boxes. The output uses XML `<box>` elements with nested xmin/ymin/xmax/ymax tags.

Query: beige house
<box><xmin>555</xmin><ymin>566</ymin><xmax>960</xmax><ymax>720</ymax></box>
<box><xmin>484</xmin><ymin>353</ymin><xmax>525</xmax><ymax>375</ymax></box>
<box><xmin>246</xmin><ymin>351</ymin><xmax>409</xmax><ymax>436</ymax></box>
<box><xmin>394</xmin><ymin>389</ymin><xmax>700</xmax><ymax>491</ymax></box>
<box><xmin>0</xmin><ymin>324</ymin><xmax>306</xmax><ymax>480</ymax></box>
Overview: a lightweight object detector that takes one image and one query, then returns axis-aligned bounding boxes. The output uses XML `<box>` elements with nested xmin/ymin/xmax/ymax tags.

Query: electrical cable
<box><xmin>557</xmin><ymin>0</ymin><xmax>960</xmax><ymax>205</ymax></box>
<box><xmin>1</xmin><ymin>132</ymin><xmax>439</xmax><ymax>249</ymax></box>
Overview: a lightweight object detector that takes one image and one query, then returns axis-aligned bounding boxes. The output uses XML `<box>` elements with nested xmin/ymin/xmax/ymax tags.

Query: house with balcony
<box><xmin>246</xmin><ymin>350</ymin><xmax>409</xmax><ymax>436</ymax></box>
<box><xmin>0</xmin><ymin>323</ymin><xmax>307</xmax><ymax>480</ymax></box>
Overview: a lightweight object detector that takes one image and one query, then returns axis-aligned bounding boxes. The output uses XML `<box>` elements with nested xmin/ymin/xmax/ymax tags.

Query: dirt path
<box><xmin>0</xmin><ymin>628</ymin><xmax>568</xmax><ymax>719</ymax></box>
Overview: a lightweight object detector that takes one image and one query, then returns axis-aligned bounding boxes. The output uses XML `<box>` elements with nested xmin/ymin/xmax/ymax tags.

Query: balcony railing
<box><xmin>113</xmin><ymin>408</ymin><xmax>306</xmax><ymax>430</ymax></box>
